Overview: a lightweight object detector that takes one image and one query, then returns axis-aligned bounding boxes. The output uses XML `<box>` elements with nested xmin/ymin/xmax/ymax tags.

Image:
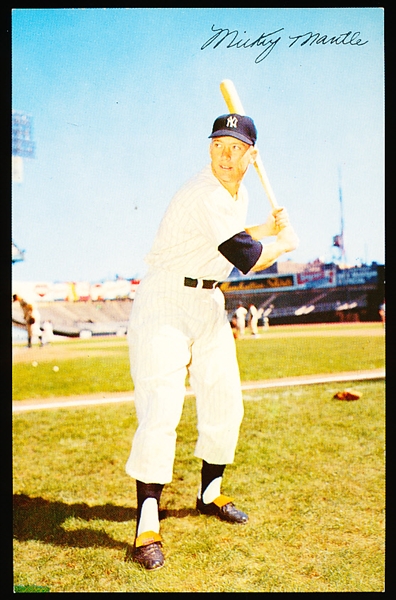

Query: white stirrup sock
<box><xmin>202</xmin><ymin>477</ymin><xmax>222</xmax><ymax>504</ymax></box>
<box><xmin>137</xmin><ymin>497</ymin><xmax>160</xmax><ymax>536</ymax></box>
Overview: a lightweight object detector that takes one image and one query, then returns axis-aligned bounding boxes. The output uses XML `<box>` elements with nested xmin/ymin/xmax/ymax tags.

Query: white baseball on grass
<box><xmin>32</xmin><ymin>361</ymin><xmax>38</xmax><ymax>367</ymax></box>
<box><xmin>53</xmin><ymin>366</ymin><xmax>59</xmax><ymax>372</ymax></box>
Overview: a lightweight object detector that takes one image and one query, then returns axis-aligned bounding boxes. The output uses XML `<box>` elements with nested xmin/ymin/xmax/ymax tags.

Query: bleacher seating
<box><xmin>12</xmin><ymin>299</ymin><xmax>133</xmax><ymax>337</ymax></box>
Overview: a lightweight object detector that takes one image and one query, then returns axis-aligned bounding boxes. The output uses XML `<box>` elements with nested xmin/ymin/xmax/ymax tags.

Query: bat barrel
<box><xmin>220</xmin><ymin>79</ymin><xmax>279</xmax><ymax>210</ymax></box>
<box><xmin>220</xmin><ymin>80</ymin><xmax>246</xmax><ymax>115</ymax></box>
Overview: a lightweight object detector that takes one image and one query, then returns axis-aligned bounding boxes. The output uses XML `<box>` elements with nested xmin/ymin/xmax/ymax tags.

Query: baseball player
<box><xmin>235</xmin><ymin>303</ymin><xmax>248</xmax><ymax>337</ymax></box>
<box><xmin>13</xmin><ymin>294</ymin><xmax>42</xmax><ymax>348</ymax></box>
<box><xmin>125</xmin><ymin>113</ymin><xmax>298</xmax><ymax>570</ymax></box>
<box><xmin>248</xmin><ymin>303</ymin><xmax>259</xmax><ymax>337</ymax></box>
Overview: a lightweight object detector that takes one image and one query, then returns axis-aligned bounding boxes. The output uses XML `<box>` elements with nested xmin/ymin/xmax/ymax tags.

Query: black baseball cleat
<box><xmin>125</xmin><ymin>531</ymin><xmax>165</xmax><ymax>570</ymax></box>
<box><xmin>196</xmin><ymin>494</ymin><xmax>249</xmax><ymax>524</ymax></box>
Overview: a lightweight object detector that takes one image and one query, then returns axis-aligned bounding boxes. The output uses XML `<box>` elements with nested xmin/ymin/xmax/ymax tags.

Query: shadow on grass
<box><xmin>13</xmin><ymin>494</ymin><xmax>196</xmax><ymax>551</ymax></box>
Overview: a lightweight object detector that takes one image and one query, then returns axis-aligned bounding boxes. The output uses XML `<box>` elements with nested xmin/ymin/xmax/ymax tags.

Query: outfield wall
<box><xmin>221</xmin><ymin>263</ymin><xmax>384</xmax><ymax>325</ymax></box>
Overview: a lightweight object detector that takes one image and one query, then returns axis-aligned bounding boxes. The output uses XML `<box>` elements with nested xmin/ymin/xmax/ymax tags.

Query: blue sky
<box><xmin>12</xmin><ymin>8</ymin><xmax>384</xmax><ymax>283</ymax></box>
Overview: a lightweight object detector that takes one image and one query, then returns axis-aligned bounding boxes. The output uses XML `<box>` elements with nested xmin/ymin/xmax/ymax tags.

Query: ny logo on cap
<box><xmin>226</xmin><ymin>116</ymin><xmax>238</xmax><ymax>128</ymax></box>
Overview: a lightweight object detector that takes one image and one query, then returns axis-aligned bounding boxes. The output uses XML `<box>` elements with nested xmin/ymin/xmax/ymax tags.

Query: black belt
<box><xmin>184</xmin><ymin>277</ymin><xmax>218</xmax><ymax>289</ymax></box>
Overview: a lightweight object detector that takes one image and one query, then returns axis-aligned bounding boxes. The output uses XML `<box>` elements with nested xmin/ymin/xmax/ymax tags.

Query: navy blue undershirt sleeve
<box><xmin>218</xmin><ymin>231</ymin><xmax>263</xmax><ymax>274</ymax></box>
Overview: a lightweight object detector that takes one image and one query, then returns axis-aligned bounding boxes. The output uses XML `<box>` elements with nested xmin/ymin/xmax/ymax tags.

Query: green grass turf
<box><xmin>12</xmin><ymin>323</ymin><xmax>385</xmax><ymax>400</ymax></box>
<box><xmin>13</xmin><ymin>323</ymin><xmax>385</xmax><ymax>591</ymax></box>
<box><xmin>13</xmin><ymin>378</ymin><xmax>385</xmax><ymax>592</ymax></box>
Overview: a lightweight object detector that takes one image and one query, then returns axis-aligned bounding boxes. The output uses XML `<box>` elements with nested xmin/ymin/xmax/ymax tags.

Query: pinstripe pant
<box><xmin>125</xmin><ymin>269</ymin><xmax>244</xmax><ymax>484</ymax></box>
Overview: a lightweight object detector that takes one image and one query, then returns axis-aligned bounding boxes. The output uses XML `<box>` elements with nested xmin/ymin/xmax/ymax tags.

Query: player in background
<box><xmin>125</xmin><ymin>113</ymin><xmax>299</xmax><ymax>570</ymax></box>
<box><xmin>378</xmin><ymin>300</ymin><xmax>385</xmax><ymax>327</ymax></box>
<box><xmin>235</xmin><ymin>303</ymin><xmax>248</xmax><ymax>337</ymax></box>
<box><xmin>248</xmin><ymin>303</ymin><xmax>259</xmax><ymax>337</ymax></box>
<box><xmin>13</xmin><ymin>294</ymin><xmax>42</xmax><ymax>348</ymax></box>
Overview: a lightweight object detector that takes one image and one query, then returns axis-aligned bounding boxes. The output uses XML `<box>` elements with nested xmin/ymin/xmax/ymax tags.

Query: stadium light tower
<box><xmin>12</xmin><ymin>111</ymin><xmax>36</xmax><ymax>264</ymax></box>
<box><xmin>12</xmin><ymin>110</ymin><xmax>35</xmax><ymax>183</ymax></box>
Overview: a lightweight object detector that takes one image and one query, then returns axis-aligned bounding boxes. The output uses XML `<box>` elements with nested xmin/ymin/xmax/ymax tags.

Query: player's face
<box><xmin>210</xmin><ymin>136</ymin><xmax>257</xmax><ymax>195</ymax></box>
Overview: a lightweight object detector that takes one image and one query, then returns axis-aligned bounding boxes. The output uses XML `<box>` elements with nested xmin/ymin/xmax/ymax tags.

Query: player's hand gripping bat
<box><xmin>220</xmin><ymin>79</ymin><xmax>279</xmax><ymax>211</ymax></box>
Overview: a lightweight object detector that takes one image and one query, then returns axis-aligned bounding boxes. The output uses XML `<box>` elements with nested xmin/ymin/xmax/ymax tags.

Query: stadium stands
<box><xmin>12</xmin><ymin>299</ymin><xmax>132</xmax><ymax>337</ymax></box>
<box><xmin>12</xmin><ymin>263</ymin><xmax>384</xmax><ymax>336</ymax></box>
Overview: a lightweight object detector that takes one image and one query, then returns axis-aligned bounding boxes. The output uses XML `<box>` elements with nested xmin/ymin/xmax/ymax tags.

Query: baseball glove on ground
<box><xmin>333</xmin><ymin>389</ymin><xmax>362</xmax><ymax>401</ymax></box>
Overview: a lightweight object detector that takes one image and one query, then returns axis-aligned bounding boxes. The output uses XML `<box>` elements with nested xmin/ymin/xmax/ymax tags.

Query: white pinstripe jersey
<box><xmin>145</xmin><ymin>164</ymin><xmax>249</xmax><ymax>281</ymax></box>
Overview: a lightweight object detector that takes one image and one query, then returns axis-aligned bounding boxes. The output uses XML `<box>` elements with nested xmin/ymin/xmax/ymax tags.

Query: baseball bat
<box><xmin>219</xmin><ymin>79</ymin><xmax>279</xmax><ymax>210</ymax></box>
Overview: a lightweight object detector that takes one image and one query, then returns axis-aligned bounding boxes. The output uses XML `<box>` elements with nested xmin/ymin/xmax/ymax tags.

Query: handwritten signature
<box><xmin>201</xmin><ymin>25</ymin><xmax>368</xmax><ymax>63</ymax></box>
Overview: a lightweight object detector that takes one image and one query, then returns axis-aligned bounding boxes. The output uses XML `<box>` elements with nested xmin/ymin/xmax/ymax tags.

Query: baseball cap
<box><xmin>209</xmin><ymin>114</ymin><xmax>257</xmax><ymax>146</ymax></box>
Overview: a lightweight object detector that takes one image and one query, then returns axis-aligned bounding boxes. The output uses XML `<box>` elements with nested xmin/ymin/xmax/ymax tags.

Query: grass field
<box><xmin>12</xmin><ymin>322</ymin><xmax>384</xmax><ymax>401</ymax></box>
<box><xmin>12</xmin><ymin>323</ymin><xmax>385</xmax><ymax>592</ymax></box>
